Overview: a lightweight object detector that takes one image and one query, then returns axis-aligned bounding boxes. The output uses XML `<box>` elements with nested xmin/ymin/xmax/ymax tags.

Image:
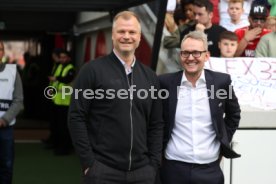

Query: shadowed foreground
<box><xmin>13</xmin><ymin>143</ymin><xmax>81</xmax><ymax>184</ymax></box>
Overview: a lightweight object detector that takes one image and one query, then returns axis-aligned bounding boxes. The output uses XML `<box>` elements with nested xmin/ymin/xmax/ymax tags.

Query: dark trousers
<box><xmin>0</xmin><ymin>127</ymin><xmax>14</xmax><ymax>184</ymax></box>
<box><xmin>54</xmin><ymin>105</ymin><xmax>72</xmax><ymax>153</ymax></box>
<box><xmin>83</xmin><ymin>160</ymin><xmax>156</xmax><ymax>184</ymax></box>
<box><xmin>47</xmin><ymin>101</ymin><xmax>57</xmax><ymax>145</ymax></box>
<box><xmin>160</xmin><ymin>159</ymin><xmax>224</xmax><ymax>184</ymax></box>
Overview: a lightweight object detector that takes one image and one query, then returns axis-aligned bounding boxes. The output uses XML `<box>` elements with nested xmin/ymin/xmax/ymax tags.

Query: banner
<box><xmin>205</xmin><ymin>57</ymin><xmax>276</xmax><ymax>110</ymax></box>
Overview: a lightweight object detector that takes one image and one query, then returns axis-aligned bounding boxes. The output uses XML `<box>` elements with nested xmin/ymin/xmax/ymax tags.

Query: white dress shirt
<box><xmin>165</xmin><ymin>70</ymin><xmax>220</xmax><ymax>164</ymax></box>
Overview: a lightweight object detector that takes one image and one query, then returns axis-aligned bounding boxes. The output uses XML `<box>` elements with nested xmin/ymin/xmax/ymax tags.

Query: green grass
<box><xmin>13</xmin><ymin>143</ymin><xmax>81</xmax><ymax>184</ymax></box>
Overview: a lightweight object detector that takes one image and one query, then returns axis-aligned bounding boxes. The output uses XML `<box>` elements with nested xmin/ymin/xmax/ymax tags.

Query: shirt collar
<box><xmin>113</xmin><ymin>49</ymin><xmax>136</xmax><ymax>68</ymax></box>
<box><xmin>181</xmin><ymin>70</ymin><xmax>206</xmax><ymax>86</ymax></box>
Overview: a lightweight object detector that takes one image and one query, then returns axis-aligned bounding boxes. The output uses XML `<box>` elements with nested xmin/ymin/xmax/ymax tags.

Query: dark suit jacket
<box><xmin>159</xmin><ymin>69</ymin><xmax>241</xmax><ymax>159</ymax></box>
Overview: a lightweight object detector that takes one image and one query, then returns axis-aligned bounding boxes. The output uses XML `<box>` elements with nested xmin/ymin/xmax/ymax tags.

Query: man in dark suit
<box><xmin>159</xmin><ymin>30</ymin><xmax>241</xmax><ymax>184</ymax></box>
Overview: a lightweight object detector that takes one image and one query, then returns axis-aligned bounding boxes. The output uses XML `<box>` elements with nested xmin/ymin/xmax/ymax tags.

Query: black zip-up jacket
<box><xmin>68</xmin><ymin>52</ymin><xmax>164</xmax><ymax>171</ymax></box>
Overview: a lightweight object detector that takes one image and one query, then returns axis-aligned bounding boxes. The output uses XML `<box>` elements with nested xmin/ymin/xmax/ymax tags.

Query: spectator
<box><xmin>49</xmin><ymin>50</ymin><xmax>75</xmax><ymax>155</ymax></box>
<box><xmin>180</xmin><ymin>0</ymin><xmax>227</xmax><ymax>57</ymax></box>
<box><xmin>254</xmin><ymin>0</ymin><xmax>270</xmax><ymax>7</ymax></box>
<box><xmin>174</xmin><ymin>8</ymin><xmax>187</xmax><ymax>26</ymax></box>
<box><xmin>0</xmin><ymin>41</ymin><xmax>24</xmax><ymax>184</ymax></box>
<box><xmin>221</xmin><ymin>0</ymin><xmax>250</xmax><ymax>32</ymax></box>
<box><xmin>265</xmin><ymin>16</ymin><xmax>276</xmax><ymax>30</ymax></box>
<box><xmin>219</xmin><ymin>30</ymin><xmax>239</xmax><ymax>57</ymax></box>
<box><xmin>235</xmin><ymin>3</ymin><xmax>271</xmax><ymax>56</ymax></box>
<box><xmin>255</xmin><ymin>16</ymin><xmax>276</xmax><ymax>57</ymax></box>
<box><xmin>163</xmin><ymin>0</ymin><xmax>195</xmax><ymax>48</ymax></box>
<box><xmin>181</xmin><ymin>0</ymin><xmax>195</xmax><ymax>24</ymax></box>
<box><xmin>219</xmin><ymin>0</ymin><xmax>253</xmax><ymax>28</ymax></box>
<box><xmin>42</xmin><ymin>48</ymin><xmax>62</xmax><ymax>149</ymax></box>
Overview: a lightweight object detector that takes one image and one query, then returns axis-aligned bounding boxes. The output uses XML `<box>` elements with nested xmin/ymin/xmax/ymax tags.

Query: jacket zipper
<box><xmin>126</xmin><ymin>72</ymin><xmax>133</xmax><ymax>171</ymax></box>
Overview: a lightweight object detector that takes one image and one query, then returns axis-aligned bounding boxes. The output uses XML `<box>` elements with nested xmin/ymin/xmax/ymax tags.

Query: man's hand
<box><xmin>195</xmin><ymin>23</ymin><xmax>206</xmax><ymax>32</ymax></box>
<box><xmin>244</xmin><ymin>27</ymin><xmax>262</xmax><ymax>42</ymax></box>
<box><xmin>165</xmin><ymin>12</ymin><xmax>178</xmax><ymax>33</ymax></box>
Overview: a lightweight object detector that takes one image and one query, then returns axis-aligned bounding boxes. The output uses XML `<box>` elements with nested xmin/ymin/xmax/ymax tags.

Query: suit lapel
<box><xmin>205</xmin><ymin>69</ymin><xmax>220</xmax><ymax>133</ymax></box>
<box><xmin>169</xmin><ymin>71</ymin><xmax>183</xmax><ymax>132</ymax></box>
<box><xmin>205</xmin><ymin>70</ymin><xmax>216</xmax><ymax>116</ymax></box>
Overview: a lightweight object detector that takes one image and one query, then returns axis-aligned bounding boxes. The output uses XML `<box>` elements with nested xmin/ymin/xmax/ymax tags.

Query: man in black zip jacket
<box><xmin>68</xmin><ymin>11</ymin><xmax>164</xmax><ymax>184</ymax></box>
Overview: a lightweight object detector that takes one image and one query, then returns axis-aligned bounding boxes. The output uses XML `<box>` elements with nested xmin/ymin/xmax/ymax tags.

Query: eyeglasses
<box><xmin>252</xmin><ymin>18</ymin><xmax>266</xmax><ymax>23</ymax></box>
<box><xmin>180</xmin><ymin>50</ymin><xmax>207</xmax><ymax>58</ymax></box>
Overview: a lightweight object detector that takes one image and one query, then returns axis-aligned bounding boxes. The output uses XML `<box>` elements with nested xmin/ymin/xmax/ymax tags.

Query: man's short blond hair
<box><xmin>112</xmin><ymin>11</ymin><xmax>141</xmax><ymax>32</ymax></box>
<box><xmin>181</xmin><ymin>31</ymin><xmax>208</xmax><ymax>51</ymax></box>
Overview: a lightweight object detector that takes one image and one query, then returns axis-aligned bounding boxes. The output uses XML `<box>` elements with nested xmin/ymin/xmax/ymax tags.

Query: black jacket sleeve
<box><xmin>223</xmin><ymin>75</ymin><xmax>241</xmax><ymax>142</ymax></box>
<box><xmin>147</xmin><ymin>73</ymin><xmax>164</xmax><ymax>170</ymax></box>
<box><xmin>68</xmin><ymin>63</ymin><xmax>95</xmax><ymax>170</ymax></box>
